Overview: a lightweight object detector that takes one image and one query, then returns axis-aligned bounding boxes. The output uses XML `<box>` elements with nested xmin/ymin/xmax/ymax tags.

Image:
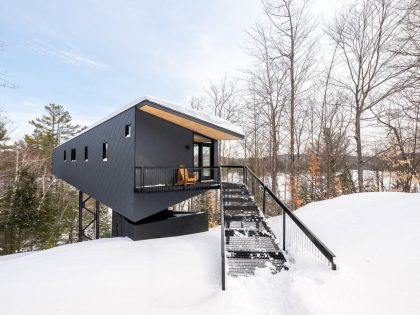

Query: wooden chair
<box><xmin>175</xmin><ymin>165</ymin><xmax>197</xmax><ymax>186</ymax></box>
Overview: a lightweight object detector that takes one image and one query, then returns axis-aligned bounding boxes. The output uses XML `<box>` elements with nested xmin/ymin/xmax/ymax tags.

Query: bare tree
<box><xmin>328</xmin><ymin>0</ymin><xmax>415</xmax><ymax>192</ymax></box>
<box><xmin>205</xmin><ymin>74</ymin><xmax>239</xmax><ymax>163</ymax></box>
<box><xmin>262</xmin><ymin>0</ymin><xmax>318</xmax><ymax>207</ymax></box>
<box><xmin>245</xmin><ymin>22</ymin><xmax>288</xmax><ymax>194</ymax></box>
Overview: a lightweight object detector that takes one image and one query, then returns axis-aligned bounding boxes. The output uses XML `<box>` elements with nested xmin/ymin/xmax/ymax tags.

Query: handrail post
<box><xmin>263</xmin><ymin>186</ymin><xmax>266</xmax><ymax>215</ymax></box>
<box><xmin>219</xmin><ymin>166</ymin><xmax>226</xmax><ymax>290</ymax></box>
<box><xmin>243</xmin><ymin>166</ymin><xmax>247</xmax><ymax>185</ymax></box>
<box><xmin>283</xmin><ymin>211</ymin><xmax>286</xmax><ymax>251</ymax></box>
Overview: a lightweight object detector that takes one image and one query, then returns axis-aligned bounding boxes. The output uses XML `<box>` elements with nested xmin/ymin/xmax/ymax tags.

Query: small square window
<box><xmin>71</xmin><ymin>148</ymin><xmax>76</xmax><ymax>162</ymax></box>
<box><xmin>102</xmin><ymin>142</ymin><xmax>108</xmax><ymax>161</ymax></box>
<box><xmin>84</xmin><ymin>146</ymin><xmax>88</xmax><ymax>161</ymax></box>
<box><xmin>125</xmin><ymin>124</ymin><xmax>131</xmax><ymax>138</ymax></box>
<box><xmin>64</xmin><ymin>150</ymin><xmax>67</xmax><ymax>162</ymax></box>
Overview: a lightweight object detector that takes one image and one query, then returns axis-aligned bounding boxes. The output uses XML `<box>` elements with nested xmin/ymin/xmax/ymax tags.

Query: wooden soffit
<box><xmin>139</xmin><ymin>104</ymin><xmax>241</xmax><ymax>140</ymax></box>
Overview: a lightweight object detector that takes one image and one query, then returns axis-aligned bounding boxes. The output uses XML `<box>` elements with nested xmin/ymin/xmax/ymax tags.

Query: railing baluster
<box><xmin>283</xmin><ymin>211</ymin><xmax>286</xmax><ymax>251</ymax></box>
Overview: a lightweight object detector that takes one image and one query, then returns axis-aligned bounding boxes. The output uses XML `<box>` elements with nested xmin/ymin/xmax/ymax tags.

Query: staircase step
<box><xmin>223</xmin><ymin>197</ymin><xmax>253</xmax><ymax>203</ymax></box>
<box><xmin>224</xmin><ymin>205</ymin><xmax>258</xmax><ymax>211</ymax></box>
<box><xmin>223</xmin><ymin>191</ymin><xmax>250</xmax><ymax>197</ymax></box>
<box><xmin>225</xmin><ymin>229</ymin><xmax>273</xmax><ymax>237</ymax></box>
<box><xmin>223</xmin><ymin>190</ymin><xmax>246</xmax><ymax>194</ymax></box>
<box><xmin>224</xmin><ymin>214</ymin><xmax>264</xmax><ymax>222</ymax></box>
<box><xmin>226</xmin><ymin>250</ymin><xmax>284</xmax><ymax>260</ymax></box>
<box><xmin>223</xmin><ymin>183</ymin><xmax>245</xmax><ymax>188</ymax></box>
<box><xmin>225</xmin><ymin>236</ymin><xmax>280</xmax><ymax>252</ymax></box>
<box><xmin>227</xmin><ymin>257</ymin><xmax>285</xmax><ymax>276</ymax></box>
<box><xmin>223</xmin><ymin>210</ymin><xmax>259</xmax><ymax>216</ymax></box>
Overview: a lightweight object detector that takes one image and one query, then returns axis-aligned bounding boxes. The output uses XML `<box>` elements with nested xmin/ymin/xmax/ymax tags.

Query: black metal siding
<box><xmin>136</xmin><ymin>110</ymin><xmax>194</xmax><ymax>166</ymax></box>
<box><xmin>52</xmin><ymin>107</ymin><xmax>136</xmax><ymax>219</ymax></box>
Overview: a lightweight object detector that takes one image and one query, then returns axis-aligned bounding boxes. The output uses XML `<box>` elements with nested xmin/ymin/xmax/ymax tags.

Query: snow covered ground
<box><xmin>0</xmin><ymin>192</ymin><xmax>419</xmax><ymax>315</ymax></box>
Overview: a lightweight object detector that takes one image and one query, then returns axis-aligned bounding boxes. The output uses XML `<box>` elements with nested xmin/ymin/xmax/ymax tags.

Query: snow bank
<box><xmin>0</xmin><ymin>192</ymin><xmax>419</xmax><ymax>314</ymax></box>
<box><xmin>269</xmin><ymin>192</ymin><xmax>420</xmax><ymax>315</ymax></box>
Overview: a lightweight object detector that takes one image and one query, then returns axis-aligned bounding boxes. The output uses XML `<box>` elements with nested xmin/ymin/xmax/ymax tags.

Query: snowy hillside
<box><xmin>0</xmin><ymin>192</ymin><xmax>419</xmax><ymax>315</ymax></box>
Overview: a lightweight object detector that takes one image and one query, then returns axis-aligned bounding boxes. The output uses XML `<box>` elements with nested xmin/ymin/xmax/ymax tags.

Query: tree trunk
<box><xmin>355</xmin><ymin>111</ymin><xmax>364</xmax><ymax>192</ymax></box>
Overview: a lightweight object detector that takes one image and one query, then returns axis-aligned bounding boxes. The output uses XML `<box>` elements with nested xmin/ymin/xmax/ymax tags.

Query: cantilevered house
<box><xmin>52</xmin><ymin>96</ymin><xmax>244</xmax><ymax>240</ymax></box>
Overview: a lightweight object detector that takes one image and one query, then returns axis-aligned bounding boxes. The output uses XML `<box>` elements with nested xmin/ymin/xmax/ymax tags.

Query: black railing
<box><xmin>220</xmin><ymin>165</ymin><xmax>337</xmax><ymax>270</ymax></box>
<box><xmin>135</xmin><ymin>166</ymin><xmax>221</xmax><ymax>193</ymax></box>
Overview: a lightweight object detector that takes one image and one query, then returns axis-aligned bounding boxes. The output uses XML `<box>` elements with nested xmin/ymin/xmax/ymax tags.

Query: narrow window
<box><xmin>84</xmin><ymin>146</ymin><xmax>88</xmax><ymax>161</ymax></box>
<box><xmin>125</xmin><ymin>124</ymin><xmax>131</xmax><ymax>137</ymax></box>
<box><xmin>64</xmin><ymin>150</ymin><xmax>67</xmax><ymax>162</ymax></box>
<box><xmin>102</xmin><ymin>142</ymin><xmax>108</xmax><ymax>161</ymax></box>
<box><xmin>71</xmin><ymin>148</ymin><xmax>76</xmax><ymax>162</ymax></box>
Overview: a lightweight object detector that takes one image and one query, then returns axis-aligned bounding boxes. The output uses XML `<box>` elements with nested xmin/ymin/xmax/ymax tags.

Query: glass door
<box><xmin>201</xmin><ymin>144</ymin><xmax>211</xmax><ymax>180</ymax></box>
<box><xmin>193</xmin><ymin>134</ymin><xmax>214</xmax><ymax>181</ymax></box>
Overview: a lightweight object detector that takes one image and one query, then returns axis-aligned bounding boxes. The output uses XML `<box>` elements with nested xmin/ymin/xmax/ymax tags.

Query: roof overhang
<box><xmin>138</xmin><ymin>100</ymin><xmax>243</xmax><ymax>140</ymax></box>
<box><xmin>56</xmin><ymin>96</ymin><xmax>244</xmax><ymax>147</ymax></box>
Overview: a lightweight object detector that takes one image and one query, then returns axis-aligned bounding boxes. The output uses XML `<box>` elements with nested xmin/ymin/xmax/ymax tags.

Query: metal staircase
<box><xmin>222</xmin><ymin>182</ymin><xmax>287</xmax><ymax>277</ymax></box>
<box><xmin>219</xmin><ymin>166</ymin><xmax>337</xmax><ymax>290</ymax></box>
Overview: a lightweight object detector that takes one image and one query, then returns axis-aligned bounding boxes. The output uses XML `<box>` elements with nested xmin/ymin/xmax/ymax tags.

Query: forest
<box><xmin>0</xmin><ymin>0</ymin><xmax>419</xmax><ymax>254</ymax></box>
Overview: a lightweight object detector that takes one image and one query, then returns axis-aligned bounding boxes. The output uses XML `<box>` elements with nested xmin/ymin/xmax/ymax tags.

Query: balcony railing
<box><xmin>135</xmin><ymin>166</ymin><xmax>221</xmax><ymax>193</ymax></box>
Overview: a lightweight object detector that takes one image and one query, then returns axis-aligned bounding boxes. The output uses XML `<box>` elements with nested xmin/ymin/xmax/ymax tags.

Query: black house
<box><xmin>52</xmin><ymin>96</ymin><xmax>244</xmax><ymax>240</ymax></box>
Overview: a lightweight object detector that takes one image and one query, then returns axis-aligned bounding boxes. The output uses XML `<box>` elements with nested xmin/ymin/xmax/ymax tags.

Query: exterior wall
<box><xmin>136</xmin><ymin>110</ymin><xmax>194</xmax><ymax>167</ymax></box>
<box><xmin>52</xmin><ymin>108</ymin><xmax>136</xmax><ymax>219</ymax></box>
<box><xmin>130</xmin><ymin>110</ymin><xmax>210</xmax><ymax>221</ymax></box>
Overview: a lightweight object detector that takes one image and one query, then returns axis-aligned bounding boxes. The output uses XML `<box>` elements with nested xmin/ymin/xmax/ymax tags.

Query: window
<box><xmin>125</xmin><ymin>124</ymin><xmax>131</xmax><ymax>137</ymax></box>
<box><xmin>71</xmin><ymin>148</ymin><xmax>76</xmax><ymax>162</ymax></box>
<box><xmin>64</xmin><ymin>150</ymin><xmax>67</xmax><ymax>162</ymax></box>
<box><xmin>84</xmin><ymin>146</ymin><xmax>88</xmax><ymax>161</ymax></box>
<box><xmin>102</xmin><ymin>142</ymin><xmax>108</xmax><ymax>161</ymax></box>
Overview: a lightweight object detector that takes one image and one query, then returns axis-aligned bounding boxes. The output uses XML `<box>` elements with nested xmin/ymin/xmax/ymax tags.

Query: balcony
<box><xmin>135</xmin><ymin>166</ymin><xmax>221</xmax><ymax>193</ymax></box>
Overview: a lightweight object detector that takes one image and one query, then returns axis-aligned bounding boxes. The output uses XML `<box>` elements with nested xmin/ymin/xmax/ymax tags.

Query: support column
<box><xmin>78</xmin><ymin>191</ymin><xmax>83</xmax><ymax>242</ymax></box>
<box><xmin>78</xmin><ymin>191</ymin><xmax>100</xmax><ymax>241</ymax></box>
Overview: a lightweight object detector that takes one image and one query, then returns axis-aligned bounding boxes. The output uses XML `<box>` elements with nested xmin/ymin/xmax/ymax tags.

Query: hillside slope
<box><xmin>0</xmin><ymin>192</ymin><xmax>419</xmax><ymax>315</ymax></box>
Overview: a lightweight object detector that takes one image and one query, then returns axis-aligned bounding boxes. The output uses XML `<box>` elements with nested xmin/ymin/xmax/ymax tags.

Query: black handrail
<box><xmin>221</xmin><ymin>165</ymin><xmax>337</xmax><ymax>270</ymax></box>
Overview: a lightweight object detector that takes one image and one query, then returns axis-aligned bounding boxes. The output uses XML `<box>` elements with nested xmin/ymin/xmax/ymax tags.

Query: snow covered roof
<box><xmin>62</xmin><ymin>96</ymin><xmax>244</xmax><ymax>144</ymax></box>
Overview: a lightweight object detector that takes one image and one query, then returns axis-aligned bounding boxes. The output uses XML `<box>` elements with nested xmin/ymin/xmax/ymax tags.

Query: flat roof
<box><xmin>59</xmin><ymin>96</ymin><xmax>244</xmax><ymax>146</ymax></box>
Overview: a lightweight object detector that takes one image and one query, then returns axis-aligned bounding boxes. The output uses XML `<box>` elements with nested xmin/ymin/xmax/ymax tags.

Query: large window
<box><xmin>71</xmin><ymin>148</ymin><xmax>76</xmax><ymax>162</ymax></box>
<box><xmin>102</xmin><ymin>142</ymin><xmax>108</xmax><ymax>161</ymax></box>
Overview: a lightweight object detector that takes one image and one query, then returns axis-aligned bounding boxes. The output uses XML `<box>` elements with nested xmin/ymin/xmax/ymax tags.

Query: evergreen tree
<box><xmin>24</xmin><ymin>103</ymin><xmax>84</xmax><ymax>153</ymax></box>
<box><xmin>0</xmin><ymin>114</ymin><xmax>8</xmax><ymax>145</ymax></box>
<box><xmin>0</xmin><ymin>167</ymin><xmax>39</xmax><ymax>254</ymax></box>
<box><xmin>0</xmin><ymin>104</ymin><xmax>88</xmax><ymax>254</ymax></box>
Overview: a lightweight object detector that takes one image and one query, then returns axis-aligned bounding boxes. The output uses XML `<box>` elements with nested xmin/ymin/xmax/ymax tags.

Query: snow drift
<box><xmin>0</xmin><ymin>192</ymin><xmax>419</xmax><ymax>315</ymax></box>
